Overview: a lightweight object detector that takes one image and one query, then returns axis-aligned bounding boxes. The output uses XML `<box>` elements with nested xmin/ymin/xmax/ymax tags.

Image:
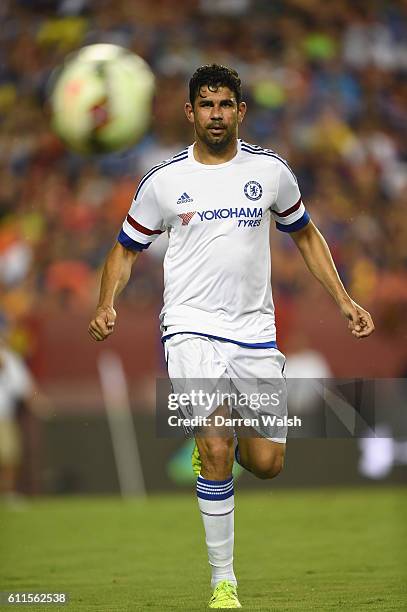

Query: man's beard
<box><xmin>198</xmin><ymin>124</ymin><xmax>235</xmax><ymax>152</ymax></box>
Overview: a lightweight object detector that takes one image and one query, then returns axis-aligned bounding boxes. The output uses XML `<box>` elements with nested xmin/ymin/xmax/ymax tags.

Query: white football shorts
<box><xmin>164</xmin><ymin>333</ymin><xmax>287</xmax><ymax>442</ymax></box>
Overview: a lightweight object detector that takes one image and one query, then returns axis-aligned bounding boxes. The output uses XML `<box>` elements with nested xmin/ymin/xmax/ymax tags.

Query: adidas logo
<box><xmin>177</xmin><ymin>192</ymin><xmax>194</xmax><ymax>204</ymax></box>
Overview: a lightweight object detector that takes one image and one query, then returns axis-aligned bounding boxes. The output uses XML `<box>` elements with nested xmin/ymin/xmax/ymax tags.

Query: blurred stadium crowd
<box><xmin>0</xmin><ymin>0</ymin><xmax>406</xmax><ymax>369</ymax></box>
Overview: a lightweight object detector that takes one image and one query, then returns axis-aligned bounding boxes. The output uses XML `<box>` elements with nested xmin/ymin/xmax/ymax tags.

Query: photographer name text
<box><xmin>167</xmin><ymin>415</ymin><xmax>301</xmax><ymax>428</ymax></box>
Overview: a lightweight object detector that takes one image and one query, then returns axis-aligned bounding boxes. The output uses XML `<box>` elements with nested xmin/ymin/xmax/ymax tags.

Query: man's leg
<box><xmin>164</xmin><ymin>335</ymin><xmax>241</xmax><ymax>605</ymax></box>
<box><xmin>236</xmin><ymin>436</ymin><xmax>285</xmax><ymax>480</ymax></box>
<box><xmin>228</xmin><ymin>343</ymin><xmax>287</xmax><ymax>481</ymax></box>
<box><xmin>195</xmin><ymin>405</ymin><xmax>237</xmax><ymax>590</ymax></box>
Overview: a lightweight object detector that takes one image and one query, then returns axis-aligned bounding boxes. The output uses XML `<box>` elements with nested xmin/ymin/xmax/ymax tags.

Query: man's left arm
<box><xmin>290</xmin><ymin>220</ymin><xmax>375</xmax><ymax>339</ymax></box>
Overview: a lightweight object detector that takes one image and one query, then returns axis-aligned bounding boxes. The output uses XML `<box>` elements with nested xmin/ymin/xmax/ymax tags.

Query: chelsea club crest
<box><xmin>244</xmin><ymin>180</ymin><xmax>263</xmax><ymax>201</ymax></box>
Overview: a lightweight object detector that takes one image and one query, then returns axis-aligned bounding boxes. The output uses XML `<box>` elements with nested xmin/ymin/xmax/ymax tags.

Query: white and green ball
<box><xmin>49</xmin><ymin>44</ymin><xmax>155</xmax><ymax>154</ymax></box>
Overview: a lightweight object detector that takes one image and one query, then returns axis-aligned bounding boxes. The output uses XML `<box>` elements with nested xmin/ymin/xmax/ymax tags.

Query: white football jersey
<box><xmin>119</xmin><ymin>140</ymin><xmax>310</xmax><ymax>346</ymax></box>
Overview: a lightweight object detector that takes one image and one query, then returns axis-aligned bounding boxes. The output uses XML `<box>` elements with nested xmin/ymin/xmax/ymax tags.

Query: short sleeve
<box><xmin>271</xmin><ymin>163</ymin><xmax>310</xmax><ymax>233</ymax></box>
<box><xmin>118</xmin><ymin>176</ymin><xmax>165</xmax><ymax>251</ymax></box>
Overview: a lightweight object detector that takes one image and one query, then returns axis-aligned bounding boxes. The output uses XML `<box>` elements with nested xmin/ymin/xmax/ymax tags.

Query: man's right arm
<box><xmin>88</xmin><ymin>242</ymin><xmax>139</xmax><ymax>341</ymax></box>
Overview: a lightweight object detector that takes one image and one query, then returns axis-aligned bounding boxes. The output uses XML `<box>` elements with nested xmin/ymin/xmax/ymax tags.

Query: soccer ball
<box><xmin>49</xmin><ymin>44</ymin><xmax>155</xmax><ymax>154</ymax></box>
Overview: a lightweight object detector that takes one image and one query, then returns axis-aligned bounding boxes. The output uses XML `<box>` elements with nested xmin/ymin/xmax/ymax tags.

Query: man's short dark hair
<box><xmin>189</xmin><ymin>64</ymin><xmax>242</xmax><ymax>106</ymax></box>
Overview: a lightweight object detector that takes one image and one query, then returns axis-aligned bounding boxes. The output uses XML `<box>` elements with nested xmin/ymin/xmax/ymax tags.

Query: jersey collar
<box><xmin>188</xmin><ymin>139</ymin><xmax>242</xmax><ymax>169</ymax></box>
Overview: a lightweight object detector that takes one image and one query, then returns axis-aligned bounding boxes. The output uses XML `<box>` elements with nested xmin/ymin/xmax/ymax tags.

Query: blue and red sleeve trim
<box><xmin>276</xmin><ymin>211</ymin><xmax>310</xmax><ymax>233</ymax></box>
<box><xmin>117</xmin><ymin>229</ymin><xmax>151</xmax><ymax>251</ymax></box>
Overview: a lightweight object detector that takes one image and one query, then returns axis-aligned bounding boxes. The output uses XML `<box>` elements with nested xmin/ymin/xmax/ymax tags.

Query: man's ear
<box><xmin>184</xmin><ymin>102</ymin><xmax>195</xmax><ymax>124</ymax></box>
<box><xmin>237</xmin><ymin>101</ymin><xmax>247</xmax><ymax>124</ymax></box>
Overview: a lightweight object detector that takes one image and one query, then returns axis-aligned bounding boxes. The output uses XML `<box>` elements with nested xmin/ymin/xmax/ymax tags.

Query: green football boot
<box><xmin>209</xmin><ymin>580</ymin><xmax>242</xmax><ymax>609</ymax></box>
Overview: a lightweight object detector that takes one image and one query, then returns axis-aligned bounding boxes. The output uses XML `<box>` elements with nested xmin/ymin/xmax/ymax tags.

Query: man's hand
<box><xmin>88</xmin><ymin>305</ymin><xmax>117</xmax><ymax>341</ymax></box>
<box><xmin>340</xmin><ymin>299</ymin><xmax>375</xmax><ymax>339</ymax></box>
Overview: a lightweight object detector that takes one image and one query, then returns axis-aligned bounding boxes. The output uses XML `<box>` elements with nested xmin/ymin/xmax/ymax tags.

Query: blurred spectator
<box><xmin>285</xmin><ymin>332</ymin><xmax>332</xmax><ymax>381</ymax></box>
<box><xmin>0</xmin><ymin>335</ymin><xmax>42</xmax><ymax>503</ymax></box>
<box><xmin>284</xmin><ymin>332</ymin><xmax>332</xmax><ymax>431</ymax></box>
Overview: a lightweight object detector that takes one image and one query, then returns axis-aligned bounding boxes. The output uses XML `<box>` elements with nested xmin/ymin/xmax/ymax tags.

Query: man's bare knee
<box><xmin>197</xmin><ymin>437</ymin><xmax>234</xmax><ymax>479</ymax></box>
<box><xmin>201</xmin><ymin>437</ymin><xmax>233</xmax><ymax>466</ymax></box>
<box><xmin>252</xmin><ymin>452</ymin><xmax>284</xmax><ymax>480</ymax></box>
